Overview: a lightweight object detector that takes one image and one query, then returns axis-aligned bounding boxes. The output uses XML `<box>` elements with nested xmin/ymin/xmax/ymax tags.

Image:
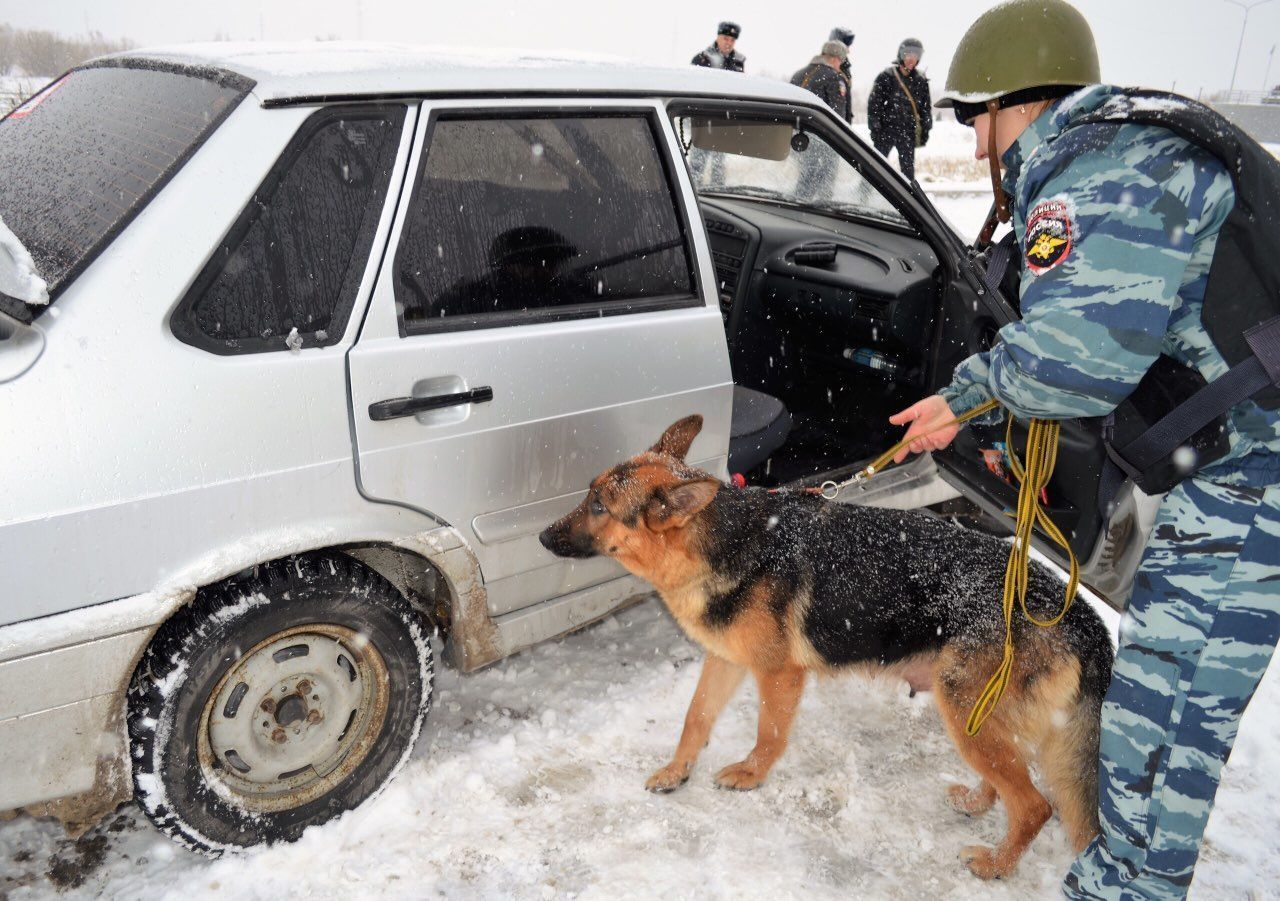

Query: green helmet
<box><xmin>935</xmin><ymin>0</ymin><xmax>1100</xmax><ymax>109</ymax></box>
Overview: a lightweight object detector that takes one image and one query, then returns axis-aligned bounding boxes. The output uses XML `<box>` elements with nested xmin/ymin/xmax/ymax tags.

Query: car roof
<box><xmin>100</xmin><ymin>42</ymin><xmax>823</xmax><ymax>108</ymax></box>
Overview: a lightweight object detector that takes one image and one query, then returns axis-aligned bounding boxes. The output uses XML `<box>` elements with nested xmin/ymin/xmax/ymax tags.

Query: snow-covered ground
<box><xmin>2</xmin><ymin>587</ymin><xmax>1275</xmax><ymax>900</ymax></box>
<box><xmin>1</xmin><ymin>136</ymin><xmax>1277</xmax><ymax>901</ymax></box>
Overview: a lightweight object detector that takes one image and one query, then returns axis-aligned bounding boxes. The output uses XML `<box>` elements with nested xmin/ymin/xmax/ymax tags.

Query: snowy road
<box><xmin>2</xmin><ymin>163</ymin><xmax>1277</xmax><ymax>901</ymax></box>
<box><xmin>2</xmin><ymin>595</ymin><xmax>1277</xmax><ymax>900</ymax></box>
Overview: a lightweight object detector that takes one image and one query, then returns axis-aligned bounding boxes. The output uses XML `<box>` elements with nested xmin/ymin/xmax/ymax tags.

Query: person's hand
<box><xmin>888</xmin><ymin>395</ymin><xmax>959</xmax><ymax>463</ymax></box>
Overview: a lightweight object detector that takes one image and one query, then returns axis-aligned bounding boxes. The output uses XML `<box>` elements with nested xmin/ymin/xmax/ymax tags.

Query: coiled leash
<box><xmin>806</xmin><ymin>398</ymin><xmax>1079</xmax><ymax>735</ymax></box>
<box><xmin>965</xmin><ymin>414</ymin><xmax>1079</xmax><ymax>736</ymax></box>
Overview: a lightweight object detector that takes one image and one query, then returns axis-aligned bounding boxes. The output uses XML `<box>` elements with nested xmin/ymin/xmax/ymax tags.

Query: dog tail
<box><xmin>1038</xmin><ymin>631</ymin><xmax>1112</xmax><ymax>852</ymax></box>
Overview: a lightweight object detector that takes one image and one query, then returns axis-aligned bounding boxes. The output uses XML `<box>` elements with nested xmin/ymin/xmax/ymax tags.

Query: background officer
<box><xmin>890</xmin><ymin>1</ymin><xmax>1280</xmax><ymax>897</ymax></box>
<box><xmin>868</xmin><ymin>37</ymin><xmax>930</xmax><ymax>180</ymax></box>
<box><xmin>791</xmin><ymin>40</ymin><xmax>852</xmax><ymax>122</ymax></box>
<box><xmin>691</xmin><ymin>21</ymin><xmax>745</xmax><ymax>73</ymax></box>
<box><xmin>688</xmin><ymin>20</ymin><xmax>745</xmax><ymax>187</ymax></box>
<box><xmin>829</xmin><ymin>25</ymin><xmax>855</xmax><ymax>98</ymax></box>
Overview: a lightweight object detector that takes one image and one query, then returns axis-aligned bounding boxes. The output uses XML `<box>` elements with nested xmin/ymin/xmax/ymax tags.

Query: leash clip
<box><xmin>820</xmin><ymin>470</ymin><xmax>867</xmax><ymax>500</ymax></box>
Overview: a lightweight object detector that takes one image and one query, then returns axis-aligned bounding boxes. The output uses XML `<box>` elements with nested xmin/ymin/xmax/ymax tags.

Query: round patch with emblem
<box><xmin>1024</xmin><ymin>198</ymin><xmax>1074</xmax><ymax>275</ymax></box>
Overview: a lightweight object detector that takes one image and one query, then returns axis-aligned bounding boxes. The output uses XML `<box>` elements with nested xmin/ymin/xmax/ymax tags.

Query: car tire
<box><xmin>127</xmin><ymin>553</ymin><xmax>434</xmax><ymax>854</ymax></box>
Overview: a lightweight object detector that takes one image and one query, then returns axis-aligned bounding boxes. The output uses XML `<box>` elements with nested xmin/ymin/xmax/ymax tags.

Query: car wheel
<box><xmin>127</xmin><ymin>553</ymin><xmax>434</xmax><ymax>854</ymax></box>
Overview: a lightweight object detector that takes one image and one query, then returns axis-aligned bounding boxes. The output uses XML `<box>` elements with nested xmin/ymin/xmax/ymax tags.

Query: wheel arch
<box><xmin>148</xmin><ymin>523</ymin><xmax>503</xmax><ymax>674</ymax></box>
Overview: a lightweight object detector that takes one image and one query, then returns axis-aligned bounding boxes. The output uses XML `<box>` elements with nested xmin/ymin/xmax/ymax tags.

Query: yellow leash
<box><xmin>833</xmin><ymin>399</ymin><xmax>1078</xmax><ymax>735</ymax></box>
<box><xmin>964</xmin><ymin>415</ymin><xmax>1078</xmax><ymax>736</ymax></box>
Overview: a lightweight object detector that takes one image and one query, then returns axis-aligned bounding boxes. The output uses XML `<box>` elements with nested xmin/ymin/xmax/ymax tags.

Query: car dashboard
<box><xmin>700</xmin><ymin>196</ymin><xmax>942</xmax><ymax>390</ymax></box>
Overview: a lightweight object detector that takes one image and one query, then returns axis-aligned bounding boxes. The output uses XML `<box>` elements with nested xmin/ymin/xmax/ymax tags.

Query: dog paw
<box><xmin>947</xmin><ymin>783</ymin><xmax>995</xmax><ymax>817</ymax></box>
<box><xmin>713</xmin><ymin>761</ymin><xmax>765</xmax><ymax>791</ymax></box>
<box><xmin>645</xmin><ymin>762</ymin><xmax>691</xmax><ymax>793</ymax></box>
<box><xmin>961</xmin><ymin>845</ymin><xmax>1013</xmax><ymax>880</ymax></box>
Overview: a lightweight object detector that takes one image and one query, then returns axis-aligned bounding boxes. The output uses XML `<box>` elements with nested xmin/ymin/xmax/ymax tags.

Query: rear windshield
<box><xmin>0</xmin><ymin>63</ymin><xmax>252</xmax><ymax>323</ymax></box>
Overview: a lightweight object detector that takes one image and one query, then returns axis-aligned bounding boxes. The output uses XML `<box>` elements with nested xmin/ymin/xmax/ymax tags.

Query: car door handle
<box><xmin>368</xmin><ymin>386</ymin><xmax>494</xmax><ymax>421</ymax></box>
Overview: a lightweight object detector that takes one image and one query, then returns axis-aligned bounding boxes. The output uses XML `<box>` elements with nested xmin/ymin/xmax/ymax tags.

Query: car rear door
<box><xmin>347</xmin><ymin>98</ymin><xmax>732</xmax><ymax>619</ymax></box>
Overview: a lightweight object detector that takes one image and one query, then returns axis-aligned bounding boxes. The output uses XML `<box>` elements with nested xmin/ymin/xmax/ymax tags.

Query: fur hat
<box><xmin>717</xmin><ymin>21</ymin><xmax>742</xmax><ymax>39</ymax></box>
<box><xmin>821</xmin><ymin>40</ymin><xmax>849</xmax><ymax>62</ymax></box>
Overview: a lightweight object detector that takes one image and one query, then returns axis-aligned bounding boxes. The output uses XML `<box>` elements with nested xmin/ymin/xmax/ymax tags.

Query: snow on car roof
<box><xmin>99</xmin><ymin>42</ymin><xmax>822</xmax><ymax>108</ymax></box>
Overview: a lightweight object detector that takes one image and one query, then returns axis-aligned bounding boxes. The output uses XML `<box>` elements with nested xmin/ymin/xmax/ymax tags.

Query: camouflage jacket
<box><xmin>940</xmin><ymin>84</ymin><xmax>1280</xmax><ymax>480</ymax></box>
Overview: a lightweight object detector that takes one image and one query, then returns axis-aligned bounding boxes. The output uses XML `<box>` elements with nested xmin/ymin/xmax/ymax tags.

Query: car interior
<box><xmin>672</xmin><ymin>112</ymin><xmax>944</xmax><ymax>487</ymax></box>
<box><xmin>706</xmin><ymin>195</ymin><xmax>945</xmax><ymax>485</ymax></box>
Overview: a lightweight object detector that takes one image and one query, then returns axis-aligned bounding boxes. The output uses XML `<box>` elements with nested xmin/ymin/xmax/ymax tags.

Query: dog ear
<box><xmin>645</xmin><ymin>477</ymin><xmax>720</xmax><ymax>531</ymax></box>
<box><xmin>649</xmin><ymin>415</ymin><xmax>704</xmax><ymax>461</ymax></box>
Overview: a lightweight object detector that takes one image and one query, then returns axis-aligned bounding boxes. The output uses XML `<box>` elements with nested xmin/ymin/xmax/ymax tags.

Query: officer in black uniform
<box><xmin>689</xmin><ymin>22</ymin><xmax>744</xmax><ymax>188</ymax></box>
<box><xmin>691</xmin><ymin>22</ymin><xmax>746</xmax><ymax>73</ymax></box>
<box><xmin>791</xmin><ymin>41</ymin><xmax>851</xmax><ymax>123</ymax></box>
<box><xmin>868</xmin><ymin>37</ymin><xmax>931</xmax><ymax>180</ymax></box>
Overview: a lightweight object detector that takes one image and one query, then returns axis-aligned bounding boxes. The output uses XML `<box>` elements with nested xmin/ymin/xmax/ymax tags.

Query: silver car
<box><xmin>0</xmin><ymin>43</ymin><xmax>1147</xmax><ymax>852</ymax></box>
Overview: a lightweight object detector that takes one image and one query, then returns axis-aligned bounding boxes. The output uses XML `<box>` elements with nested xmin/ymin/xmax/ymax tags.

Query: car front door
<box><xmin>347</xmin><ymin>98</ymin><xmax>732</xmax><ymax>619</ymax></box>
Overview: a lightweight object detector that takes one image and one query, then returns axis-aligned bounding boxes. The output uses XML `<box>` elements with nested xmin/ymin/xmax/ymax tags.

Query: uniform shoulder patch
<box><xmin>1024</xmin><ymin>197</ymin><xmax>1074</xmax><ymax>275</ymax></box>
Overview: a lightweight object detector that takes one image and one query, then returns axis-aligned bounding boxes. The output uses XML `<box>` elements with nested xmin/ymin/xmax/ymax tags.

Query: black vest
<box><xmin>1068</xmin><ymin>89</ymin><xmax>1280</xmax><ymax>409</ymax></box>
<box><xmin>984</xmin><ymin>89</ymin><xmax>1280</xmax><ymax>491</ymax></box>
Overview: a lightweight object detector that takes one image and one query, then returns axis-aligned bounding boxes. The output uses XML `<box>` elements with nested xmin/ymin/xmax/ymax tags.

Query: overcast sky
<box><xmin>4</xmin><ymin>0</ymin><xmax>1279</xmax><ymax>97</ymax></box>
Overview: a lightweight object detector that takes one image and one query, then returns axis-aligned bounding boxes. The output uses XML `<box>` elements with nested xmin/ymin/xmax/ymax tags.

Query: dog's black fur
<box><xmin>700</xmin><ymin>485</ymin><xmax>1114</xmax><ymax>694</ymax></box>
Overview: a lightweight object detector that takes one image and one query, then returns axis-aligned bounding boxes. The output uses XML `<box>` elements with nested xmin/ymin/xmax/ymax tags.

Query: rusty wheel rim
<box><xmin>197</xmin><ymin>623</ymin><xmax>391</xmax><ymax>813</ymax></box>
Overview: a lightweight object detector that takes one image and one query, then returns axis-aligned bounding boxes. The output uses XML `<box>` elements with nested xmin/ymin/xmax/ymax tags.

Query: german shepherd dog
<box><xmin>540</xmin><ymin>416</ymin><xmax>1114</xmax><ymax>879</ymax></box>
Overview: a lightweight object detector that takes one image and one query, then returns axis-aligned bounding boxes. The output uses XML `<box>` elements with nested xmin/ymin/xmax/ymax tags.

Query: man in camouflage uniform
<box><xmin>891</xmin><ymin>2</ymin><xmax>1280</xmax><ymax>897</ymax></box>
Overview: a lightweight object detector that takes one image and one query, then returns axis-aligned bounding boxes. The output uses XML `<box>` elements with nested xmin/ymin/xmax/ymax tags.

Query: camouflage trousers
<box><xmin>1065</xmin><ymin>452</ymin><xmax>1280</xmax><ymax>899</ymax></box>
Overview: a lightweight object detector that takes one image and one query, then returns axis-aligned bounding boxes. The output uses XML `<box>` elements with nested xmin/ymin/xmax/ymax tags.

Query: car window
<box><xmin>171</xmin><ymin>105</ymin><xmax>405</xmax><ymax>354</ymax></box>
<box><xmin>395</xmin><ymin>113</ymin><xmax>696</xmax><ymax>333</ymax></box>
<box><xmin>0</xmin><ymin>64</ymin><xmax>252</xmax><ymax>323</ymax></box>
<box><xmin>673</xmin><ymin>115</ymin><xmax>908</xmax><ymax>228</ymax></box>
